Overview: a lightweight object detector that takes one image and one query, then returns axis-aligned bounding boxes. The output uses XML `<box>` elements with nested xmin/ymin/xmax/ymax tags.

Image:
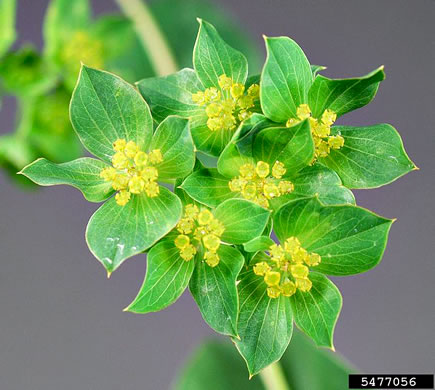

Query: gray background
<box><xmin>1</xmin><ymin>0</ymin><xmax>434</xmax><ymax>389</ymax></box>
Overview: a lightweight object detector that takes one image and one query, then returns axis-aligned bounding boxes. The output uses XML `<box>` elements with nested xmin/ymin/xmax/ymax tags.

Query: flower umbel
<box><xmin>174</xmin><ymin>204</ymin><xmax>225</xmax><ymax>267</ymax></box>
<box><xmin>61</xmin><ymin>31</ymin><xmax>104</xmax><ymax>74</ymax></box>
<box><xmin>228</xmin><ymin>161</ymin><xmax>294</xmax><ymax>209</ymax></box>
<box><xmin>192</xmin><ymin>74</ymin><xmax>259</xmax><ymax>132</ymax></box>
<box><xmin>286</xmin><ymin>104</ymin><xmax>344</xmax><ymax>162</ymax></box>
<box><xmin>253</xmin><ymin>237</ymin><xmax>321</xmax><ymax>299</ymax></box>
<box><xmin>100</xmin><ymin>138</ymin><xmax>163</xmax><ymax>206</ymax></box>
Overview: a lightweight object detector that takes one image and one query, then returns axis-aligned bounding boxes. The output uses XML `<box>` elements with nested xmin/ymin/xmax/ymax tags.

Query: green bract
<box><xmin>19</xmin><ymin>17</ymin><xmax>415</xmax><ymax>379</ymax></box>
<box><xmin>260</xmin><ymin>36</ymin><xmax>416</xmax><ymax>188</ymax></box>
<box><xmin>21</xmin><ymin>65</ymin><xmax>195</xmax><ymax>274</ymax></box>
<box><xmin>137</xmin><ymin>19</ymin><xmax>260</xmax><ymax>157</ymax></box>
<box><xmin>235</xmin><ymin>197</ymin><xmax>392</xmax><ymax>375</ymax></box>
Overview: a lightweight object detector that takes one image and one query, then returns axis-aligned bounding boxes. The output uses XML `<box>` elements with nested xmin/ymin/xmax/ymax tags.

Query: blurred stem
<box><xmin>260</xmin><ymin>361</ymin><xmax>291</xmax><ymax>390</ymax></box>
<box><xmin>16</xmin><ymin>98</ymin><xmax>34</xmax><ymax>140</ymax></box>
<box><xmin>115</xmin><ymin>0</ymin><xmax>178</xmax><ymax>76</ymax></box>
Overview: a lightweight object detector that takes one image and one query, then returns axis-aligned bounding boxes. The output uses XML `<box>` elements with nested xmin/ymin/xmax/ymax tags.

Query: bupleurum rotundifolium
<box><xmin>99</xmin><ymin>139</ymin><xmax>163</xmax><ymax>206</ymax></box>
<box><xmin>192</xmin><ymin>74</ymin><xmax>259</xmax><ymax>132</ymax></box>
<box><xmin>228</xmin><ymin>160</ymin><xmax>294</xmax><ymax>209</ymax></box>
<box><xmin>174</xmin><ymin>204</ymin><xmax>225</xmax><ymax>267</ymax></box>
<box><xmin>286</xmin><ymin>104</ymin><xmax>344</xmax><ymax>162</ymax></box>
<box><xmin>253</xmin><ymin>237</ymin><xmax>321</xmax><ymax>299</ymax></box>
<box><xmin>61</xmin><ymin>31</ymin><xmax>104</xmax><ymax>75</ymax></box>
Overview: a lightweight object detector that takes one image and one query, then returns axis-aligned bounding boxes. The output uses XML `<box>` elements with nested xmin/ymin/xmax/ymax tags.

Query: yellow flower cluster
<box><xmin>228</xmin><ymin>161</ymin><xmax>294</xmax><ymax>209</ymax></box>
<box><xmin>192</xmin><ymin>74</ymin><xmax>259</xmax><ymax>132</ymax></box>
<box><xmin>61</xmin><ymin>31</ymin><xmax>104</xmax><ymax>74</ymax></box>
<box><xmin>100</xmin><ymin>139</ymin><xmax>163</xmax><ymax>206</ymax></box>
<box><xmin>174</xmin><ymin>204</ymin><xmax>225</xmax><ymax>267</ymax></box>
<box><xmin>253</xmin><ymin>237</ymin><xmax>321</xmax><ymax>299</ymax></box>
<box><xmin>286</xmin><ymin>104</ymin><xmax>344</xmax><ymax>162</ymax></box>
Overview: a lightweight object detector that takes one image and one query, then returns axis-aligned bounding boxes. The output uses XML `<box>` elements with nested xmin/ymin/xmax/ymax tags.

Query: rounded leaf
<box><xmin>70</xmin><ymin>65</ymin><xmax>153</xmax><ymax>162</ymax></box>
<box><xmin>274</xmin><ymin>197</ymin><xmax>393</xmax><ymax>276</ymax></box>
<box><xmin>214</xmin><ymin>199</ymin><xmax>271</xmax><ymax>245</ymax></box>
<box><xmin>86</xmin><ymin>187</ymin><xmax>182</xmax><ymax>274</ymax></box>
<box><xmin>126</xmin><ymin>240</ymin><xmax>194</xmax><ymax>313</ymax></box>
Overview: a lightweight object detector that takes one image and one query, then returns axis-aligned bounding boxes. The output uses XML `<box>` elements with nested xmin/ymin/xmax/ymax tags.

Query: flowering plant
<box><xmin>21</xmin><ymin>18</ymin><xmax>415</xmax><ymax>378</ymax></box>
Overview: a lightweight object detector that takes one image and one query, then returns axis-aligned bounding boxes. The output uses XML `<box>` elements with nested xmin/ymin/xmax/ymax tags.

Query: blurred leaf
<box><xmin>0</xmin><ymin>46</ymin><xmax>57</xmax><ymax>96</ymax></box>
<box><xmin>173</xmin><ymin>330</ymin><xmax>356</xmax><ymax>390</ymax></box>
<box><xmin>91</xmin><ymin>14</ymin><xmax>154</xmax><ymax>83</ymax></box>
<box><xmin>43</xmin><ymin>0</ymin><xmax>91</xmax><ymax>62</ymax></box>
<box><xmin>0</xmin><ymin>0</ymin><xmax>16</xmax><ymax>57</ymax></box>
<box><xmin>150</xmin><ymin>0</ymin><xmax>261</xmax><ymax>73</ymax></box>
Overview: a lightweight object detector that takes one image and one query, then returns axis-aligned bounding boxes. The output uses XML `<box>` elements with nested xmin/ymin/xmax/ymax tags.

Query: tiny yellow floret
<box><xmin>228</xmin><ymin>160</ymin><xmax>294</xmax><ymax>209</ymax></box>
<box><xmin>174</xmin><ymin>204</ymin><xmax>226</xmax><ymax>268</ymax></box>
<box><xmin>253</xmin><ymin>236</ymin><xmax>322</xmax><ymax>298</ymax></box>
<box><xmin>253</xmin><ymin>261</ymin><xmax>271</xmax><ymax>276</ymax></box>
<box><xmin>175</xmin><ymin>234</ymin><xmax>190</xmax><ymax>249</ymax></box>
<box><xmin>286</xmin><ymin>104</ymin><xmax>344</xmax><ymax>163</ymax></box>
<box><xmin>192</xmin><ymin>74</ymin><xmax>259</xmax><ymax>132</ymax></box>
<box><xmin>100</xmin><ymin>139</ymin><xmax>163</xmax><ymax>206</ymax></box>
<box><xmin>267</xmin><ymin>286</ymin><xmax>281</xmax><ymax>299</ymax></box>
<box><xmin>264</xmin><ymin>271</ymin><xmax>281</xmax><ymax>286</ymax></box>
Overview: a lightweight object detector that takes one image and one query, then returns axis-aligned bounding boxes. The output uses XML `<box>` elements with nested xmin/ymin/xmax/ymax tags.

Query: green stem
<box><xmin>259</xmin><ymin>361</ymin><xmax>291</xmax><ymax>390</ymax></box>
<box><xmin>115</xmin><ymin>0</ymin><xmax>178</xmax><ymax>76</ymax></box>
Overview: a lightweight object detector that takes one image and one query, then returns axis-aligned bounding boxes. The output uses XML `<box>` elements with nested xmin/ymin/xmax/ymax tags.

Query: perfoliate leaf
<box><xmin>181</xmin><ymin>168</ymin><xmax>234</xmax><ymax>208</ymax></box>
<box><xmin>269</xmin><ymin>164</ymin><xmax>355</xmax><ymax>210</ymax></box>
<box><xmin>137</xmin><ymin>68</ymin><xmax>204</xmax><ymax>122</ymax></box>
<box><xmin>308</xmin><ymin>66</ymin><xmax>385</xmax><ymax>118</ymax></box>
<box><xmin>214</xmin><ymin>199</ymin><xmax>270</xmax><ymax>244</ymax></box>
<box><xmin>217</xmin><ymin>114</ymin><xmax>276</xmax><ymax>178</ymax></box>
<box><xmin>193</xmin><ymin>19</ymin><xmax>248</xmax><ymax>89</ymax></box>
<box><xmin>20</xmin><ymin>158</ymin><xmax>113</xmax><ymax>202</ymax></box>
<box><xmin>0</xmin><ymin>0</ymin><xmax>16</xmax><ymax>57</ymax></box>
<box><xmin>252</xmin><ymin>120</ymin><xmax>314</xmax><ymax>174</ymax></box>
<box><xmin>43</xmin><ymin>0</ymin><xmax>91</xmax><ymax>61</ymax></box>
<box><xmin>189</xmin><ymin>246</ymin><xmax>244</xmax><ymax>337</ymax></box>
<box><xmin>86</xmin><ymin>187</ymin><xmax>182</xmax><ymax>274</ymax></box>
<box><xmin>290</xmin><ymin>272</ymin><xmax>342</xmax><ymax>348</ymax></box>
<box><xmin>261</xmin><ymin>36</ymin><xmax>312</xmax><ymax>123</ymax></box>
<box><xmin>243</xmin><ymin>236</ymin><xmax>275</xmax><ymax>253</ymax></box>
<box><xmin>233</xmin><ymin>268</ymin><xmax>293</xmax><ymax>376</ymax></box>
<box><xmin>125</xmin><ymin>241</ymin><xmax>194</xmax><ymax>313</ymax></box>
<box><xmin>274</xmin><ymin>197</ymin><xmax>393</xmax><ymax>276</ymax></box>
<box><xmin>150</xmin><ymin>116</ymin><xmax>195</xmax><ymax>180</ymax></box>
<box><xmin>70</xmin><ymin>65</ymin><xmax>153</xmax><ymax>163</ymax></box>
<box><xmin>321</xmin><ymin>124</ymin><xmax>416</xmax><ymax>189</ymax></box>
